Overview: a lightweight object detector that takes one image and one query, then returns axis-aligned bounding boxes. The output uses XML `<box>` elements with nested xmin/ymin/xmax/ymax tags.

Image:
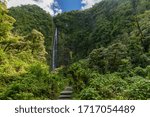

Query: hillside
<box><xmin>8</xmin><ymin>5</ymin><xmax>55</xmax><ymax>66</ymax></box>
<box><xmin>0</xmin><ymin>0</ymin><xmax>150</xmax><ymax>100</ymax></box>
<box><xmin>54</xmin><ymin>0</ymin><xmax>150</xmax><ymax>65</ymax></box>
<box><xmin>54</xmin><ymin>0</ymin><xmax>150</xmax><ymax>99</ymax></box>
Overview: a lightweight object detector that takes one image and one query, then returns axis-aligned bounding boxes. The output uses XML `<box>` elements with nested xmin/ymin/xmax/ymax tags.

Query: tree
<box><xmin>130</xmin><ymin>0</ymin><xmax>146</xmax><ymax>50</ymax></box>
<box><xmin>25</xmin><ymin>29</ymin><xmax>47</xmax><ymax>62</ymax></box>
<box><xmin>89</xmin><ymin>43</ymin><xmax>130</xmax><ymax>73</ymax></box>
<box><xmin>8</xmin><ymin>5</ymin><xmax>54</xmax><ymax>64</ymax></box>
<box><xmin>0</xmin><ymin>2</ymin><xmax>17</xmax><ymax>51</ymax></box>
<box><xmin>137</xmin><ymin>11</ymin><xmax>150</xmax><ymax>52</ymax></box>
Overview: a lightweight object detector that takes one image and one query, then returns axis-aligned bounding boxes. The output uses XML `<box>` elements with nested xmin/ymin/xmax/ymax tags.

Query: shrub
<box><xmin>126</xmin><ymin>79</ymin><xmax>150</xmax><ymax>100</ymax></box>
<box><xmin>88</xmin><ymin>74</ymin><xmax>128</xmax><ymax>99</ymax></box>
<box><xmin>79</xmin><ymin>87</ymin><xmax>101</xmax><ymax>100</ymax></box>
<box><xmin>134</xmin><ymin>67</ymin><xmax>147</xmax><ymax>77</ymax></box>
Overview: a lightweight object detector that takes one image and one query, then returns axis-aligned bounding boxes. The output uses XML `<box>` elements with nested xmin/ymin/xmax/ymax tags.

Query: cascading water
<box><xmin>52</xmin><ymin>28</ymin><xmax>58</xmax><ymax>70</ymax></box>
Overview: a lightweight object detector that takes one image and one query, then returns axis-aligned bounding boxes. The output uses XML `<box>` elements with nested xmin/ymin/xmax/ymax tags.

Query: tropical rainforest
<box><xmin>0</xmin><ymin>0</ymin><xmax>150</xmax><ymax>100</ymax></box>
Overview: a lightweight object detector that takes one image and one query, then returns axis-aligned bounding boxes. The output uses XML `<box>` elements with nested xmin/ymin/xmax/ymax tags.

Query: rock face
<box><xmin>58</xmin><ymin>87</ymin><xmax>73</xmax><ymax>100</ymax></box>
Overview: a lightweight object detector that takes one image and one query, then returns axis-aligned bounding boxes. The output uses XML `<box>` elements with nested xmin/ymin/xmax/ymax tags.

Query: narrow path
<box><xmin>58</xmin><ymin>86</ymin><xmax>73</xmax><ymax>100</ymax></box>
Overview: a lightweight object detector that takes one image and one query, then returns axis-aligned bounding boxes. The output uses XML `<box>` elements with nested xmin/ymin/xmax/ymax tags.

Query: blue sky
<box><xmin>7</xmin><ymin>0</ymin><xmax>102</xmax><ymax>15</ymax></box>
<box><xmin>57</xmin><ymin>0</ymin><xmax>82</xmax><ymax>12</ymax></box>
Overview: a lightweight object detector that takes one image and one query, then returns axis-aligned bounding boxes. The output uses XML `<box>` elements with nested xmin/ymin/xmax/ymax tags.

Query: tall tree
<box><xmin>25</xmin><ymin>29</ymin><xmax>47</xmax><ymax>62</ymax></box>
<box><xmin>131</xmin><ymin>0</ymin><xmax>145</xmax><ymax>48</ymax></box>
<box><xmin>0</xmin><ymin>2</ymin><xmax>16</xmax><ymax>51</ymax></box>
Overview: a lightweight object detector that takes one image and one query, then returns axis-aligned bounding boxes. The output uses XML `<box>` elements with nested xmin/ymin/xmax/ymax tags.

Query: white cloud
<box><xmin>52</xmin><ymin>0</ymin><xmax>62</xmax><ymax>15</ymax></box>
<box><xmin>81</xmin><ymin>0</ymin><xmax>102</xmax><ymax>9</ymax></box>
<box><xmin>7</xmin><ymin>0</ymin><xmax>62</xmax><ymax>15</ymax></box>
<box><xmin>4</xmin><ymin>0</ymin><xmax>102</xmax><ymax>15</ymax></box>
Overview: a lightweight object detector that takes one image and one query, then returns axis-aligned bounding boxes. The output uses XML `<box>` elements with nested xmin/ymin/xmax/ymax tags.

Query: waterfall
<box><xmin>52</xmin><ymin>28</ymin><xmax>58</xmax><ymax>70</ymax></box>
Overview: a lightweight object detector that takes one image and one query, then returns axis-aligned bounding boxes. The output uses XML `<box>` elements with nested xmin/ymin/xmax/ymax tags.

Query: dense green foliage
<box><xmin>54</xmin><ymin>0</ymin><xmax>150</xmax><ymax>99</ymax></box>
<box><xmin>8</xmin><ymin>5</ymin><xmax>54</xmax><ymax>65</ymax></box>
<box><xmin>54</xmin><ymin>0</ymin><xmax>150</xmax><ymax>65</ymax></box>
<box><xmin>66</xmin><ymin>60</ymin><xmax>150</xmax><ymax>99</ymax></box>
<box><xmin>0</xmin><ymin>2</ymin><xmax>67</xmax><ymax>100</ymax></box>
<box><xmin>0</xmin><ymin>0</ymin><xmax>150</xmax><ymax>100</ymax></box>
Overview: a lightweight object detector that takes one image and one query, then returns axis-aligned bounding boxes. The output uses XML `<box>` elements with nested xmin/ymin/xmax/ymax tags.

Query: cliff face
<box><xmin>54</xmin><ymin>0</ymin><xmax>150</xmax><ymax>66</ymax></box>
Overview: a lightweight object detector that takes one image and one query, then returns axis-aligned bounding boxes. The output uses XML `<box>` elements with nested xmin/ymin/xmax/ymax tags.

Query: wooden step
<box><xmin>58</xmin><ymin>86</ymin><xmax>73</xmax><ymax>100</ymax></box>
<box><xmin>65</xmin><ymin>87</ymin><xmax>73</xmax><ymax>91</ymax></box>
<box><xmin>59</xmin><ymin>95</ymin><xmax>72</xmax><ymax>98</ymax></box>
<box><xmin>60</xmin><ymin>91</ymin><xmax>73</xmax><ymax>95</ymax></box>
